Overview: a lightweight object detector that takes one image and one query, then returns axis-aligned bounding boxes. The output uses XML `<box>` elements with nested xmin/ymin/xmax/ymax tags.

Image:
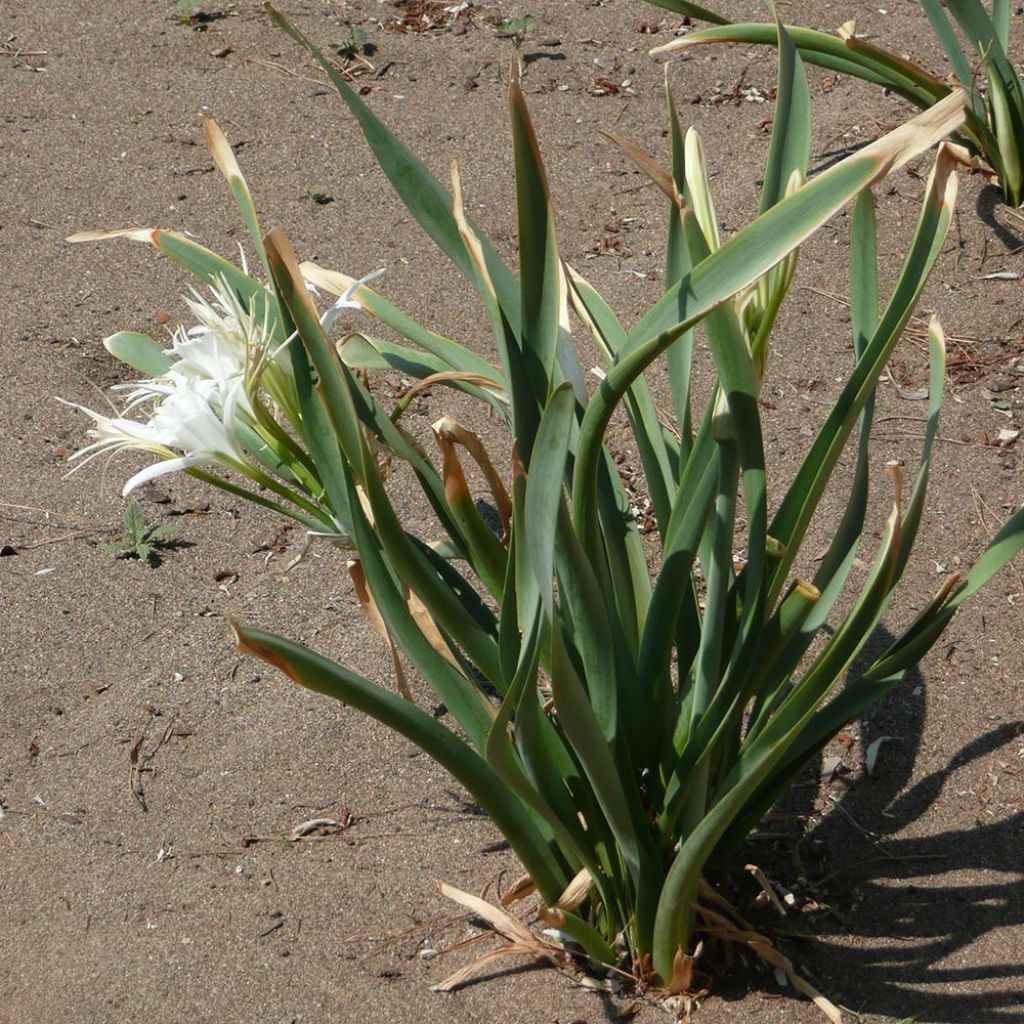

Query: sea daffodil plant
<box><xmin>64</xmin><ymin>4</ymin><xmax>1024</xmax><ymax>1000</ymax></box>
<box><xmin>646</xmin><ymin>0</ymin><xmax>1024</xmax><ymax>206</ymax></box>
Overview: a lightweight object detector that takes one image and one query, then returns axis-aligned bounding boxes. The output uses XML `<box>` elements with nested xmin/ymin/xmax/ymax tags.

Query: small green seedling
<box><xmin>494</xmin><ymin>13</ymin><xmax>536</xmax><ymax>50</ymax></box>
<box><xmin>106</xmin><ymin>503</ymin><xmax>178</xmax><ymax>567</ymax></box>
<box><xmin>333</xmin><ymin>25</ymin><xmax>373</xmax><ymax>64</ymax></box>
<box><xmin>176</xmin><ymin>0</ymin><xmax>204</xmax><ymax>19</ymax></box>
<box><xmin>176</xmin><ymin>0</ymin><xmax>226</xmax><ymax>29</ymax></box>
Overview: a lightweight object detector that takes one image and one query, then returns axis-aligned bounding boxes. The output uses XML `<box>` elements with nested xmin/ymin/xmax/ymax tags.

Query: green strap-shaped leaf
<box><xmin>348</xmin><ymin>480</ymin><xmax>497</xmax><ymax>749</ymax></box>
<box><xmin>743</xmin><ymin>190</ymin><xmax>880</xmax><ymax>744</ymax></box>
<box><xmin>653</xmin><ymin>18</ymin><xmax>1003</xmax><ymax>196</ymax></box>
<box><xmin>187</xmin><ymin>468</ymin><xmax>325</xmax><ymax>532</ymax></box>
<box><xmin>266</xmin><ymin>5</ymin><xmax>522</xmax><ymax>334</ymax></box>
<box><xmin>153</xmin><ymin>230</ymin><xmax>283</xmax><ymax>340</ymax></box>
<box><xmin>302</xmin><ymin>261</ymin><xmax>506</xmax><ymax>388</ymax></box>
<box><xmin>486</xmin><ymin>589</ymin><xmax>600</xmax><ymax>885</ymax></box>
<box><xmin>664</xmin><ymin>80</ymin><xmax>696</xmax><ymax>457</ymax></box>
<box><xmin>567</xmin><ymin>267</ymin><xmax>676</xmax><ymax>537</ymax></box>
<box><xmin>594</xmin><ymin>451</ymin><xmax>652</xmax><ymax>656</ymax></box>
<box><xmin>993</xmin><ymin>0</ymin><xmax>1011</xmax><ymax>49</ymax></box>
<box><xmin>203</xmin><ymin>115</ymin><xmax>272</xmax><ymax>283</ymax></box>
<box><xmin>759</xmin><ymin>4</ymin><xmax>811</xmax><ymax>214</ymax></box>
<box><xmin>103</xmin><ymin>331</ymin><xmax>172</xmax><ymax>377</ymax></box>
<box><xmin>639</xmin><ymin>0</ymin><xmax>729</xmax><ymax>24</ymax></box>
<box><xmin>267</xmin><ymin>227</ymin><xmax>503</xmax><ymax>685</ymax></box>
<box><xmin>506</xmin><ymin>471</ymin><xmax>620</xmax><ymax>893</ymax></box>
<box><xmin>943</xmin><ymin>0</ymin><xmax>1024</xmax><ymax>203</ymax></box>
<box><xmin>657</xmin><ymin>579</ymin><xmax>820</xmax><ymax>834</ymax></box>
<box><xmin>682</xmin><ymin>128</ymin><xmax>721</xmax><ymax>253</ymax></box>
<box><xmin>766</xmin><ymin>145</ymin><xmax>959</xmax><ymax>605</ymax></box>
<box><xmin>744</xmin><ymin>495</ymin><xmax>903</xmax><ymax>770</ymax></box>
<box><xmin>510</xmin><ymin>76</ymin><xmax>564</xmax><ymax>408</ymax></box>
<box><xmin>891</xmin><ymin>318</ymin><xmax>946</xmax><ymax>584</ymax></box>
<box><xmin>726</xmin><ymin>483</ymin><xmax>1024</xmax><ymax>859</ymax></box>
<box><xmin>233</xmin><ymin>622</ymin><xmax>565</xmax><ymax>902</ymax></box>
<box><xmin>919</xmin><ymin>0</ymin><xmax>975</xmax><ymax>90</ymax></box>
<box><xmin>639</xmin><ymin>406</ymin><xmax>718</xmax><ymax>705</ymax></box>
<box><xmin>653</xmin><ymin>23</ymin><xmax>951</xmax><ymax>108</ymax></box>
<box><xmin>573</xmin><ymin>91</ymin><xmax>967</xmax><ymax>555</ymax></box>
<box><xmin>683</xmin><ymin>439</ymin><xmax>739</xmax><ymax>828</ymax></box>
<box><xmin>525</xmin><ymin>383</ymin><xmax>576</xmax><ymax>616</ymax></box>
<box><xmin>651</xmin><ymin>493</ymin><xmax>903</xmax><ymax>979</ymax></box>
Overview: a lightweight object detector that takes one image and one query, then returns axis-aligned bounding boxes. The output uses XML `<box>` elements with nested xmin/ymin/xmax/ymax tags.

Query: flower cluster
<box><xmin>61</xmin><ymin>266</ymin><xmax>383</xmax><ymax>535</ymax></box>
<box><xmin>62</xmin><ymin>281</ymin><xmax>263</xmax><ymax>495</ymax></box>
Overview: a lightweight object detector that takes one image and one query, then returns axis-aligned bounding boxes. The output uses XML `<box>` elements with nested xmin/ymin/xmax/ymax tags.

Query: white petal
<box><xmin>122</xmin><ymin>455</ymin><xmax>195</xmax><ymax>496</ymax></box>
<box><xmin>319</xmin><ymin>267</ymin><xmax>386</xmax><ymax>332</ymax></box>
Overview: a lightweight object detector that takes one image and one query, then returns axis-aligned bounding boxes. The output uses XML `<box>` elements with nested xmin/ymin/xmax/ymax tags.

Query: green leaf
<box><xmin>525</xmin><ymin>383</ymin><xmax>576</xmax><ymax>616</ymax></box>
<box><xmin>103</xmin><ymin>331</ymin><xmax>172</xmax><ymax>377</ymax></box>
<box><xmin>640</xmin><ymin>0</ymin><xmax>729</xmax><ymax>25</ymax></box>
<box><xmin>510</xmin><ymin>76</ymin><xmax>564</xmax><ymax>411</ymax></box>
<box><xmin>301</xmin><ymin>260</ymin><xmax>504</xmax><ymax>387</ymax></box>
<box><xmin>266</xmin><ymin>4</ymin><xmax>523</xmax><ymax>333</ymax></box>
<box><xmin>574</xmin><ymin>92</ymin><xmax>966</xmax><ymax>557</ymax></box>
<box><xmin>234</xmin><ymin>622</ymin><xmax>565</xmax><ymax>902</ymax></box>
<box><xmin>653</xmin><ymin>23</ymin><xmax>951</xmax><ymax>108</ymax></box>
<box><xmin>767</xmin><ymin>144</ymin><xmax>960</xmax><ymax>604</ymax></box>
<box><xmin>759</xmin><ymin>5</ymin><xmax>811</xmax><ymax>215</ymax></box>
<box><xmin>664</xmin><ymin>80</ymin><xmax>697</xmax><ymax>456</ymax></box>
<box><xmin>203</xmin><ymin>115</ymin><xmax>272</xmax><ymax>282</ymax></box>
<box><xmin>919</xmin><ymin>0</ymin><xmax>975</xmax><ymax>90</ymax></box>
<box><xmin>567</xmin><ymin>266</ymin><xmax>676</xmax><ymax>536</ymax></box>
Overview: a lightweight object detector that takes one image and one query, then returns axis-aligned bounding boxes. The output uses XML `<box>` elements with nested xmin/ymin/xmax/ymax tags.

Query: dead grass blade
<box><xmin>667</xmin><ymin>943</ymin><xmax>702</xmax><ymax>995</ymax></box>
<box><xmin>432</xmin><ymin>881</ymin><xmax>561</xmax><ymax>991</ymax></box>
<box><xmin>695</xmin><ymin>901</ymin><xmax>842</xmax><ymax>1024</ymax></box>
<box><xmin>348</xmin><ymin>559</ymin><xmax>414</xmax><ymax>701</ymax></box>
<box><xmin>432</xmin><ymin>942</ymin><xmax>551</xmax><ymax>992</ymax></box>
<box><xmin>555</xmin><ymin>866</ymin><xmax>593</xmax><ymax>911</ymax></box>
<box><xmin>406</xmin><ymin>590</ymin><xmax>461</xmax><ymax>668</ymax></box>
<box><xmin>400</xmin><ymin>369</ymin><xmax>508</xmax><ymax>403</ymax></box>
<box><xmin>202</xmin><ymin>114</ymin><xmax>244</xmax><ymax>182</ymax></box>
<box><xmin>65</xmin><ymin>228</ymin><xmax>157</xmax><ymax>244</ymax></box>
<box><xmin>438</xmin><ymin>881</ymin><xmax>541</xmax><ymax>947</ymax></box>
<box><xmin>433</xmin><ymin>416</ymin><xmax>513</xmax><ymax>537</ymax></box>
<box><xmin>601</xmin><ymin>129</ymin><xmax>681</xmax><ymax>206</ymax></box>
<box><xmin>745</xmin><ymin>863</ymin><xmax>789</xmax><ymax>916</ymax></box>
<box><xmin>500</xmin><ymin>872</ymin><xmax>537</xmax><ymax>907</ymax></box>
<box><xmin>451</xmin><ymin>161</ymin><xmax>499</xmax><ymax>305</ymax></box>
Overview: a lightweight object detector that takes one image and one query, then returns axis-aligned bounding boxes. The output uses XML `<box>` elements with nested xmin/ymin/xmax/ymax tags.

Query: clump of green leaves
<box><xmin>106</xmin><ymin>503</ymin><xmax>177</xmax><ymax>566</ymax></box>
<box><xmin>645</xmin><ymin>0</ymin><xmax>1024</xmax><ymax>207</ymax></box>
<box><xmin>66</xmin><ymin>0</ymin><xmax>1024</xmax><ymax>1005</ymax></box>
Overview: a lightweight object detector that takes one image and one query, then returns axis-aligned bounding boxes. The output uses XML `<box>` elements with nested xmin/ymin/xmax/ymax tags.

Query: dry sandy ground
<box><xmin>2</xmin><ymin>1</ymin><xmax>1024</xmax><ymax>1022</ymax></box>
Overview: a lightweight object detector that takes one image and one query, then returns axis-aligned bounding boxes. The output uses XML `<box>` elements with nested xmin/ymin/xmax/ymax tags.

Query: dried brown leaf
<box><xmin>348</xmin><ymin>560</ymin><xmax>413</xmax><ymax>702</ymax></box>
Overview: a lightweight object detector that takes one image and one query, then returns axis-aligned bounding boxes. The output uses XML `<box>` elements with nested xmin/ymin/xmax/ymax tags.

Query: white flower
<box><xmin>316</xmin><ymin>266</ymin><xmax>386</xmax><ymax>333</ymax></box>
<box><xmin>61</xmin><ymin>373</ymin><xmax>247</xmax><ymax>497</ymax></box>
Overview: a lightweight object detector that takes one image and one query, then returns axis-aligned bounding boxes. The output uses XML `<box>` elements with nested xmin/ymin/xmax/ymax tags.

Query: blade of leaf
<box><xmin>266</xmin><ymin>4</ymin><xmax>522</xmax><ymax>333</ymax></box>
<box><xmin>759</xmin><ymin>4</ymin><xmax>811</xmax><ymax>214</ymax></box>
<box><xmin>234</xmin><ymin>622</ymin><xmax>564</xmax><ymax>901</ymax></box>
<box><xmin>103</xmin><ymin>331</ymin><xmax>173</xmax><ymax>376</ymax></box>
<box><xmin>203</xmin><ymin>114</ymin><xmax>271</xmax><ymax>281</ymax></box>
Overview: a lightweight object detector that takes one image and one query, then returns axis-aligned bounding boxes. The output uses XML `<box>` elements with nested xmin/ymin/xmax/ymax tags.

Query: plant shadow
<box><xmin>763</xmin><ymin>626</ymin><xmax>1024</xmax><ymax>1023</ymax></box>
<box><xmin>976</xmin><ymin>184</ymin><xmax>1024</xmax><ymax>253</ymax></box>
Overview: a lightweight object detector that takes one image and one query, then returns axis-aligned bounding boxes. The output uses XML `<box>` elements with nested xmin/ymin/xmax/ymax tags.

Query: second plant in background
<box><xmin>647</xmin><ymin>0</ymin><xmax>1024</xmax><ymax>207</ymax></box>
